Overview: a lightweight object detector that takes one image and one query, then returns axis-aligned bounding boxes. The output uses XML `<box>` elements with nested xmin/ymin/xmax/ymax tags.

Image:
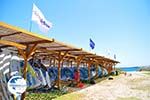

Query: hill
<box><xmin>140</xmin><ymin>65</ymin><xmax>150</xmax><ymax>71</ymax></box>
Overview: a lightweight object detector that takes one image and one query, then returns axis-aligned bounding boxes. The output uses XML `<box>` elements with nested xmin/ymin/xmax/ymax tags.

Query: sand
<box><xmin>55</xmin><ymin>72</ymin><xmax>150</xmax><ymax>100</ymax></box>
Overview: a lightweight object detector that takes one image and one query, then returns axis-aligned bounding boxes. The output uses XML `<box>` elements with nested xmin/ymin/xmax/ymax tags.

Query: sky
<box><xmin>0</xmin><ymin>0</ymin><xmax>150</xmax><ymax>67</ymax></box>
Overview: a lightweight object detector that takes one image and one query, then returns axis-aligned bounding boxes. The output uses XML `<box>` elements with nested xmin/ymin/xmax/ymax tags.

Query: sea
<box><xmin>120</xmin><ymin>66</ymin><xmax>140</xmax><ymax>72</ymax></box>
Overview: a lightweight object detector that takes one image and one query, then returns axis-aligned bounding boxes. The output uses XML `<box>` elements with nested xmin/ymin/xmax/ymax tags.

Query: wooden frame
<box><xmin>0</xmin><ymin>22</ymin><xmax>120</xmax><ymax>99</ymax></box>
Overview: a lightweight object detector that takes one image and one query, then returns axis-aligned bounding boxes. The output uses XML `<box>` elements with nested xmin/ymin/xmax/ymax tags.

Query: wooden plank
<box><xmin>0</xmin><ymin>22</ymin><xmax>54</xmax><ymax>42</ymax></box>
<box><xmin>0</xmin><ymin>32</ymin><xmax>21</xmax><ymax>38</ymax></box>
<box><xmin>20</xmin><ymin>40</ymin><xmax>54</xmax><ymax>45</ymax></box>
<box><xmin>37</xmin><ymin>48</ymin><xmax>78</xmax><ymax>59</ymax></box>
<box><xmin>0</xmin><ymin>40</ymin><xmax>26</xmax><ymax>49</ymax></box>
<box><xmin>54</xmin><ymin>48</ymin><xmax>81</xmax><ymax>52</ymax></box>
<box><xmin>47</xmin><ymin>46</ymin><xmax>67</xmax><ymax>48</ymax></box>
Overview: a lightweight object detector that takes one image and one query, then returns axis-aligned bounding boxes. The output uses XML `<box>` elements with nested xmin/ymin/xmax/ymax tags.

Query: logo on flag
<box><xmin>89</xmin><ymin>38</ymin><xmax>95</xmax><ymax>49</ymax></box>
<box><xmin>32</xmin><ymin>4</ymin><xmax>52</xmax><ymax>32</ymax></box>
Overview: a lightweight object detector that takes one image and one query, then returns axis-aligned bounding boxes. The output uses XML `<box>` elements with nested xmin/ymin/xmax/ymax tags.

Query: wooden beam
<box><xmin>0</xmin><ymin>40</ymin><xmax>26</xmax><ymax>49</ymax></box>
<box><xmin>26</xmin><ymin>44</ymin><xmax>38</xmax><ymax>58</ymax></box>
<box><xmin>76</xmin><ymin>55</ymin><xmax>85</xmax><ymax>62</ymax></box>
<box><xmin>38</xmin><ymin>48</ymin><xmax>58</xmax><ymax>53</ymax></box>
<box><xmin>47</xmin><ymin>46</ymin><xmax>66</xmax><ymax>48</ymax></box>
<box><xmin>60</xmin><ymin>51</ymin><xmax>69</xmax><ymax>61</ymax></box>
<box><xmin>18</xmin><ymin>49</ymin><xmax>26</xmax><ymax>60</ymax></box>
<box><xmin>71</xmin><ymin>53</ymin><xmax>92</xmax><ymax>56</ymax></box>
<box><xmin>20</xmin><ymin>40</ymin><xmax>54</xmax><ymax>45</ymax></box>
<box><xmin>0</xmin><ymin>32</ymin><xmax>21</xmax><ymax>38</ymax></box>
<box><xmin>54</xmin><ymin>48</ymin><xmax>82</xmax><ymax>52</ymax></box>
<box><xmin>37</xmin><ymin>48</ymin><xmax>78</xmax><ymax>59</ymax></box>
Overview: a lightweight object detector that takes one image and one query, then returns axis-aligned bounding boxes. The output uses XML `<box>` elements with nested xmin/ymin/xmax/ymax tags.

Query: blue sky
<box><xmin>0</xmin><ymin>0</ymin><xmax>150</xmax><ymax>67</ymax></box>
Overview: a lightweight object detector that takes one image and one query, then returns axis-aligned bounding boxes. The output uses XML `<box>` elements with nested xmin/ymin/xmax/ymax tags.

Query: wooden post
<box><xmin>23</xmin><ymin>57</ymin><xmax>28</xmax><ymax>79</ymax></box>
<box><xmin>107</xmin><ymin>62</ymin><xmax>113</xmax><ymax>74</ymax></box>
<box><xmin>53</xmin><ymin>58</ymin><xmax>56</xmax><ymax>67</ymax></box>
<box><xmin>76</xmin><ymin>60</ymin><xmax>80</xmax><ymax>83</ymax></box>
<box><xmin>110</xmin><ymin>63</ymin><xmax>114</xmax><ymax>73</ymax></box>
<box><xmin>57</xmin><ymin>51</ymin><xmax>68</xmax><ymax>89</ymax></box>
<box><xmin>101</xmin><ymin>61</ymin><xmax>105</xmax><ymax>76</ymax></box>
<box><xmin>95</xmin><ymin>61</ymin><xmax>99</xmax><ymax>78</ymax></box>
<box><xmin>106</xmin><ymin>63</ymin><xmax>109</xmax><ymax>74</ymax></box>
<box><xmin>57</xmin><ymin>52</ymin><xmax>61</xmax><ymax>89</ymax></box>
<box><xmin>76</xmin><ymin>55</ymin><xmax>84</xmax><ymax>83</ymax></box>
<box><xmin>113</xmin><ymin>63</ymin><xmax>116</xmax><ymax>71</ymax></box>
<box><xmin>18</xmin><ymin>44</ymin><xmax>37</xmax><ymax>100</ymax></box>
<box><xmin>103</xmin><ymin>61</ymin><xmax>108</xmax><ymax>72</ymax></box>
<box><xmin>71</xmin><ymin>61</ymin><xmax>72</xmax><ymax>67</ymax></box>
<box><xmin>49</xmin><ymin>58</ymin><xmax>52</xmax><ymax>67</ymax></box>
<box><xmin>65</xmin><ymin>57</ymin><xmax>70</xmax><ymax>67</ymax></box>
<box><xmin>61</xmin><ymin>61</ymin><xmax>63</xmax><ymax>67</ymax></box>
<box><xmin>87</xmin><ymin>60</ymin><xmax>92</xmax><ymax>80</ymax></box>
<box><xmin>109</xmin><ymin>63</ymin><xmax>113</xmax><ymax>74</ymax></box>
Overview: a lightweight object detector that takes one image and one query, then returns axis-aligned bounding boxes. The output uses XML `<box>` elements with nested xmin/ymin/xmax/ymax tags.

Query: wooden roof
<box><xmin>0</xmin><ymin>22</ymin><xmax>119</xmax><ymax>64</ymax></box>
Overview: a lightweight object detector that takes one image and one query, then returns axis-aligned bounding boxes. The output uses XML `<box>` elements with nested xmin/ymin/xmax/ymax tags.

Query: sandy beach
<box><xmin>55</xmin><ymin>72</ymin><xmax>150</xmax><ymax>100</ymax></box>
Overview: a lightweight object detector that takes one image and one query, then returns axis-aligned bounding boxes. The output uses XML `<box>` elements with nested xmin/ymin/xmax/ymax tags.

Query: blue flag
<box><xmin>89</xmin><ymin>38</ymin><xmax>95</xmax><ymax>49</ymax></box>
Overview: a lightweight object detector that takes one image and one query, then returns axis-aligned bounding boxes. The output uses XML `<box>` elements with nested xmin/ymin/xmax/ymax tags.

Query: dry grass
<box><xmin>53</xmin><ymin>93</ymin><xmax>84</xmax><ymax>100</ymax></box>
<box><xmin>143</xmin><ymin>71</ymin><xmax>150</xmax><ymax>76</ymax></box>
<box><xmin>117</xmin><ymin>97</ymin><xmax>141</xmax><ymax>100</ymax></box>
<box><xmin>128</xmin><ymin>73</ymin><xmax>150</xmax><ymax>92</ymax></box>
<box><xmin>132</xmin><ymin>84</ymin><xmax>150</xmax><ymax>91</ymax></box>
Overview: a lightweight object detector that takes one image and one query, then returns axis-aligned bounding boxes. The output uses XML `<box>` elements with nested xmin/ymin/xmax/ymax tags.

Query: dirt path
<box><xmin>55</xmin><ymin>72</ymin><xmax>150</xmax><ymax>100</ymax></box>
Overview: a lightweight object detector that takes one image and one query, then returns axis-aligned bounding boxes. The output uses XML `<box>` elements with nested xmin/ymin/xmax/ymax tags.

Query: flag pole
<box><xmin>29</xmin><ymin>3</ymin><xmax>33</xmax><ymax>32</ymax></box>
<box><xmin>89</xmin><ymin>38</ymin><xmax>91</xmax><ymax>52</ymax></box>
<box><xmin>29</xmin><ymin>20</ymin><xmax>33</xmax><ymax>32</ymax></box>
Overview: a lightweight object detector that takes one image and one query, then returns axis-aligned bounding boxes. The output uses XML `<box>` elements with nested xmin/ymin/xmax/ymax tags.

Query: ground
<box><xmin>54</xmin><ymin>72</ymin><xmax>150</xmax><ymax>100</ymax></box>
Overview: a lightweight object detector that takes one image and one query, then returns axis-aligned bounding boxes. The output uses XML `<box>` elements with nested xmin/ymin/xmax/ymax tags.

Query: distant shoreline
<box><xmin>119</xmin><ymin>66</ymin><xmax>140</xmax><ymax>72</ymax></box>
<box><xmin>118</xmin><ymin>66</ymin><xmax>150</xmax><ymax>72</ymax></box>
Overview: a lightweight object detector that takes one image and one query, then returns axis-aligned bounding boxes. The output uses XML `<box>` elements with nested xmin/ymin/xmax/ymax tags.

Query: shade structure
<box><xmin>0</xmin><ymin>22</ymin><xmax>119</xmax><ymax>64</ymax></box>
<box><xmin>0</xmin><ymin>22</ymin><xmax>119</xmax><ymax>99</ymax></box>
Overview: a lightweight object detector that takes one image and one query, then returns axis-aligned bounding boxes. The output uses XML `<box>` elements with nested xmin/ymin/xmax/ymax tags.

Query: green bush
<box><xmin>25</xmin><ymin>89</ymin><xmax>67</xmax><ymax>100</ymax></box>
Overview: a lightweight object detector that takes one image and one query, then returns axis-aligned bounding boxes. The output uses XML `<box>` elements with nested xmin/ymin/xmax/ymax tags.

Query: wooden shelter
<box><xmin>0</xmin><ymin>22</ymin><xmax>119</xmax><ymax>99</ymax></box>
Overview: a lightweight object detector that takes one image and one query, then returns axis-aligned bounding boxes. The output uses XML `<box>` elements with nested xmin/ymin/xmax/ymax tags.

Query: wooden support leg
<box><xmin>58</xmin><ymin>59</ymin><xmax>61</xmax><ymax>89</ymax></box>
<box><xmin>76</xmin><ymin>55</ymin><xmax>84</xmax><ymax>84</ymax></box>
<box><xmin>19</xmin><ymin>44</ymin><xmax>37</xmax><ymax>100</ymax></box>
<box><xmin>57</xmin><ymin>51</ymin><xmax>68</xmax><ymax>89</ymax></box>
<box><xmin>88</xmin><ymin>62</ymin><xmax>91</xmax><ymax>80</ymax></box>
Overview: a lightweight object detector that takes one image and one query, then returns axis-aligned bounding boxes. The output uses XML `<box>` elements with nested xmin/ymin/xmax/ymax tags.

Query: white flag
<box><xmin>32</xmin><ymin>4</ymin><xmax>52</xmax><ymax>32</ymax></box>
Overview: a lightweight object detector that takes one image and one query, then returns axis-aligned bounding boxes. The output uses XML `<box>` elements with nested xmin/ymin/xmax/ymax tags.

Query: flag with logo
<box><xmin>32</xmin><ymin>4</ymin><xmax>52</xmax><ymax>32</ymax></box>
<box><xmin>89</xmin><ymin>38</ymin><xmax>95</xmax><ymax>49</ymax></box>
